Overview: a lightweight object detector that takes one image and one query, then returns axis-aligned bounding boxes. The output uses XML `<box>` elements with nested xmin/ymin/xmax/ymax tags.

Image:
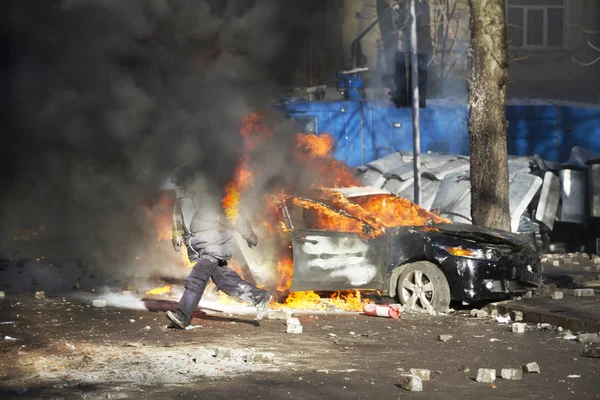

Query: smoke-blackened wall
<box><xmin>1</xmin><ymin>0</ymin><xmax>332</xmax><ymax>279</ymax></box>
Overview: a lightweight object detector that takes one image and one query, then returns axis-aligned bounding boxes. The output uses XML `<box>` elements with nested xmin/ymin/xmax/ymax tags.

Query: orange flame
<box><xmin>145</xmin><ymin>285</ymin><xmax>173</xmax><ymax>296</ymax></box>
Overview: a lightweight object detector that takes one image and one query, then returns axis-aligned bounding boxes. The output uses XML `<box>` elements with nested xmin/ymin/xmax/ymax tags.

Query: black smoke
<box><xmin>0</xmin><ymin>0</ymin><xmax>330</xmax><ymax>277</ymax></box>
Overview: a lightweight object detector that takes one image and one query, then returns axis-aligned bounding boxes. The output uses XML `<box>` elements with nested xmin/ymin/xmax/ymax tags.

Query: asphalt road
<box><xmin>1</xmin><ymin>293</ymin><xmax>599</xmax><ymax>400</ymax></box>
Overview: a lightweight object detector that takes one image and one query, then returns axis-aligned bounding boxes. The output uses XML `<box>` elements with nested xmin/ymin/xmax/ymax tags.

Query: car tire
<box><xmin>396</xmin><ymin>261</ymin><xmax>451</xmax><ymax>313</ymax></box>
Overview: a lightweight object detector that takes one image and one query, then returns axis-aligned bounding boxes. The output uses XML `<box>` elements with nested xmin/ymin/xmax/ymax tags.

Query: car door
<box><xmin>288</xmin><ymin>228</ymin><xmax>385</xmax><ymax>292</ymax></box>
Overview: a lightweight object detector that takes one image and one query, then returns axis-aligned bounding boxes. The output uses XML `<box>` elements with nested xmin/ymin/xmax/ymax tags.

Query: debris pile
<box><xmin>357</xmin><ymin>146</ymin><xmax>600</xmax><ymax>248</ymax></box>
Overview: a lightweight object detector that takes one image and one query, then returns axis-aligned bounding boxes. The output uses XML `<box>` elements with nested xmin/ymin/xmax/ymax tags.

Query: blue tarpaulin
<box><xmin>278</xmin><ymin>99</ymin><xmax>600</xmax><ymax>167</ymax></box>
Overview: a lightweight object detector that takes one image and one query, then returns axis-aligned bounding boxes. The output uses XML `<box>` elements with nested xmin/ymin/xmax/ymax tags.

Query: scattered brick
<box><xmin>512</xmin><ymin>323</ymin><xmax>527</xmax><ymax>333</ymax></box>
<box><xmin>476</xmin><ymin>368</ymin><xmax>496</xmax><ymax>383</ymax></box>
<box><xmin>92</xmin><ymin>299</ymin><xmax>107</xmax><ymax>308</ymax></box>
<box><xmin>399</xmin><ymin>374</ymin><xmax>423</xmax><ymax>391</ymax></box>
<box><xmin>551</xmin><ymin>291</ymin><xmax>564</xmax><ymax>300</ymax></box>
<box><xmin>501</xmin><ymin>368</ymin><xmax>523</xmax><ymax>380</ymax></box>
<box><xmin>523</xmin><ymin>362</ymin><xmax>540</xmax><ymax>374</ymax></box>
<box><xmin>410</xmin><ymin>369</ymin><xmax>431</xmax><ymax>381</ymax></box>
<box><xmin>574</xmin><ymin>289</ymin><xmax>595</xmax><ymax>297</ymax></box>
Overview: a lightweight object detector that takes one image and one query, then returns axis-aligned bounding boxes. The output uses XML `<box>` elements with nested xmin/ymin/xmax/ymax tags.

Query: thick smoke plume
<box><xmin>1</xmin><ymin>0</ymin><xmax>328</xmax><ymax>282</ymax></box>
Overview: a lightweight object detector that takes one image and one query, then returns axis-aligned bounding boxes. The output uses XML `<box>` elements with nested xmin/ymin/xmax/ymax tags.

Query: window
<box><xmin>507</xmin><ymin>0</ymin><xmax>565</xmax><ymax>49</ymax></box>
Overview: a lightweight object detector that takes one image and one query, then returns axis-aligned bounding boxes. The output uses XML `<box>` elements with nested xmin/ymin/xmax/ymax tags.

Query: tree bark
<box><xmin>467</xmin><ymin>0</ymin><xmax>510</xmax><ymax>231</ymax></box>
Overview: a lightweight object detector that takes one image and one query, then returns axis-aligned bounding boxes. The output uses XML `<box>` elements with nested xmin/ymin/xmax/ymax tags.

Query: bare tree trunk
<box><xmin>467</xmin><ymin>0</ymin><xmax>510</xmax><ymax>231</ymax></box>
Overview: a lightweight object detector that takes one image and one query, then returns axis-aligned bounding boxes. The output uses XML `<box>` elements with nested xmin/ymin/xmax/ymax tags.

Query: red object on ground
<box><xmin>363</xmin><ymin>303</ymin><xmax>402</xmax><ymax>319</ymax></box>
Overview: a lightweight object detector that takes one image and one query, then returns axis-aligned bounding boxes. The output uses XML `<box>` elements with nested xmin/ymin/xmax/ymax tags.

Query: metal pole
<box><xmin>410</xmin><ymin>0</ymin><xmax>422</xmax><ymax>205</ymax></box>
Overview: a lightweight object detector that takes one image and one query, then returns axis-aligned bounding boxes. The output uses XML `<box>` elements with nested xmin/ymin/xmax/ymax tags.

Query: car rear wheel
<box><xmin>396</xmin><ymin>261</ymin><xmax>451</xmax><ymax>313</ymax></box>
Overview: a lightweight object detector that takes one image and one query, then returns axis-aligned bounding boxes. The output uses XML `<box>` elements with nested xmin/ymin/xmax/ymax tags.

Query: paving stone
<box><xmin>577</xmin><ymin>333</ymin><xmax>599</xmax><ymax>343</ymax></box>
<box><xmin>551</xmin><ymin>291</ymin><xmax>564</xmax><ymax>300</ymax></box>
<box><xmin>476</xmin><ymin>368</ymin><xmax>496</xmax><ymax>383</ymax></box>
<box><xmin>510</xmin><ymin>311</ymin><xmax>523</xmax><ymax>322</ymax></box>
<box><xmin>409</xmin><ymin>369</ymin><xmax>431</xmax><ymax>381</ymax></box>
<box><xmin>399</xmin><ymin>374</ymin><xmax>423</xmax><ymax>391</ymax></box>
<box><xmin>593</xmin><ymin>258</ymin><xmax>600</xmax><ymax>265</ymax></box>
<box><xmin>574</xmin><ymin>289</ymin><xmax>595</xmax><ymax>297</ymax></box>
<box><xmin>500</xmin><ymin>368</ymin><xmax>523</xmax><ymax>380</ymax></box>
<box><xmin>92</xmin><ymin>299</ymin><xmax>107</xmax><ymax>308</ymax></box>
<box><xmin>512</xmin><ymin>323</ymin><xmax>527</xmax><ymax>333</ymax></box>
<box><xmin>523</xmin><ymin>362</ymin><xmax>540</xmax><ymax>373</ymax></box>
<box><xmin>35</xmin><ymin>291</ymin><xmax>45</xmax><ymax>300</ymax></box>
<box><xmin>552</xmin><ymin>260</ymin><xmax>560</xmax><ymax>267</ymax></box>
<box><xmin>438</xmin><ymin>334</ymin><xmax>453</xmax><ymax>342</ymax></box>
<box><xmin>286</xmin><ymin>318</ymin><xmax>303</xmax><ymax>334</ymax></box>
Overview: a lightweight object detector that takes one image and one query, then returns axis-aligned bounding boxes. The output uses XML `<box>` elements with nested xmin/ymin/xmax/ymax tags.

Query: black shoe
<box><xmin>255</xmin><ymin>292</ymin><xmax>273</xmax><ymax>321</ymax></box>
<box><xmin>166</xmin><ymin>310</ymin><xmax>189</xmax><ymax>329</ymax></box>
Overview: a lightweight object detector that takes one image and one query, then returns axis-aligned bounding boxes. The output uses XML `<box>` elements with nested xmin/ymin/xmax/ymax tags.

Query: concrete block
<box><xmin>510</xmin><ymin>311</ymin><xmax>523</xmax><ymax>322</ymax></box>
<box><xmin>92</xmin><ymin>299</ymin><xmax>107</xmax><ymax>308</ymax></box>
<box><xmin>522</xmin><ymin>291</ymin><xmax>533</xmax><ymax>298</ymax></box>
<box><xmin>593</xmin><ymin>258</ymin><xmax>600</xmax><ymax>265</ymax></box>
<box><xmin>512</xmin><ymin>323</ymin><xmax>527</xmax><ymax>333</ymax></box>
<box><xmin>552</xmin><ymin>260</ymin><xmax>560</xmax><ymax>267</ymax></box>
<box><xmin>551</xmin><ymin>291</ymin><xmax>564</xmax><ymax>300</ymax></box>
<box><xmin>35</xmin><ymin>291</ymin><xmax>45</xmax><ymax>300</ymax></box>
<box><xmin>286</xmin><ymin>317</ymin><xmax>303</xmax><ymax>334</ymax></box>
<box><xmin>399</xmin><ymin>374</ymin><xmax>423</xmax><ymax>391</ymax></box>
<box><xmin>0</xmin><ymin>291</ymin><xmax>5</xmax><ymax>299</ymax></box>
<box><xmin>410</xmin><ymin>369</ymin><xmax>431</xmax><ymax>381</ymax></box>
<box><xmin>438</xmin><ymin>334</ymin><xmax>453</xmax><ymax>342</ymax></box>
<box><xmin>574</xmin><ymin>288</ymin><xmax>595</xmax><ymax>297</ymax></box>
<box><xmin>500</xmin><ymin>368</ymin><xmax>523</xmax><ymax>380</ymax></box>
<box><xmin>476</xmin><ymin>368</ymin><xmax>496</xmax><ymax>383</ymax></box>
<box><xmin>577</xmin><ymin>333</ymin><xmax>599</xmax><ymax>343</ymax></box>
<box><xmin>523</xmin><ymin>362</ymin><xmax>540</xmax><ymax>374</ymax></box>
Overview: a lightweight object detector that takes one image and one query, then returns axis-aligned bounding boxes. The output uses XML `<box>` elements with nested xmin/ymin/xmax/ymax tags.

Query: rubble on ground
<box><xmin>409</xmin><ymin>368</ymin><xmax>431</xmax><ymax>381</ymax></box>
<box><xmin>399</xmin><ymin>374</ymin><xmax>423</xmax><ymax>391</ymax></box>
<box><xmin>92</xmin><ymin>299</ymin><xmax>107</xmax><ymax>308</ymax></box>
<box><xmin>523</xmin><ymin>362</ymin><xmax>541</xmax><ymax>374</ymax></box>
<box><xmin>551</xmin><ymin>291</ymin><xmax>564</xmax><ymax>299</ymax></box>
<box><xmin>512</xmin><ymin>323</ymin><xmax>527</xmax><ymax>333</ymax></box>
<box><xmin>476</xmin><ymin>368</ymin><xmax>496</xmax><ymax>383</ymax></box>
<box><xmin>501</xmin><ymin>368</ymin><xmax>523</xmax><ymax>380</ymax></box>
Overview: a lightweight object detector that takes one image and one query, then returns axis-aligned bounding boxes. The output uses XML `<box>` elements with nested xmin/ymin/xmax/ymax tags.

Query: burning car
<box><xmin>238</xmin><ymin>186</ymin><xmax>543</xmax><ymax>313</ymax></box>
<box><xmin>147</xmin><ymin>117</ymin><xmax>541</xmax><ymax>313</ymax></box>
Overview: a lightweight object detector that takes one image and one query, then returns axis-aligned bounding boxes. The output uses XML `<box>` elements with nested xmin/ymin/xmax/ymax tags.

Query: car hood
<box><xmin>431</xmin><ymin>223</ymin><xmax>531</xmax><ymax>248</ymax></box>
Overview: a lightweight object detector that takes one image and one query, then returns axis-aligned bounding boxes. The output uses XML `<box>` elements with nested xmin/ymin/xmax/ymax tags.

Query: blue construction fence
<box><xmin>278</xmin><ymin>99</ymin><xmax>600</xmax><ymax>167</ymax></box>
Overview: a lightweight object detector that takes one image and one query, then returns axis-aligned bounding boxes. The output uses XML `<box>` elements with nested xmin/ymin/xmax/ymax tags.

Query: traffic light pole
<box><xmin>409</xmin><ymin>0</ymin><xmax>422</xmax><ymax>206</ymax></box>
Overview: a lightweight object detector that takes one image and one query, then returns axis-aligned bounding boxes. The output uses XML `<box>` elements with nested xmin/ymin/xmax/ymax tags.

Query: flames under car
<box><xmin>240</xmin><ymin>187</ymin><xmax>543</xmax><ymax>313</ymax></box>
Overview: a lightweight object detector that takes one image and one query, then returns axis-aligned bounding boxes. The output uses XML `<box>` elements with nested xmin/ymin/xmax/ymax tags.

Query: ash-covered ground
<box><xmin>1</xmin><ymin>290</ymin><xmax>599</xmax><ymax>400</ymax></box>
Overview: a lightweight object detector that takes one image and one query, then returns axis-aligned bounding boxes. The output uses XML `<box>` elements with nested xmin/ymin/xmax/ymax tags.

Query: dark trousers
<box><xmin>178</xmin><ymin>255</ymin><xmax>267</xmax><ymax>318</ymax></box>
